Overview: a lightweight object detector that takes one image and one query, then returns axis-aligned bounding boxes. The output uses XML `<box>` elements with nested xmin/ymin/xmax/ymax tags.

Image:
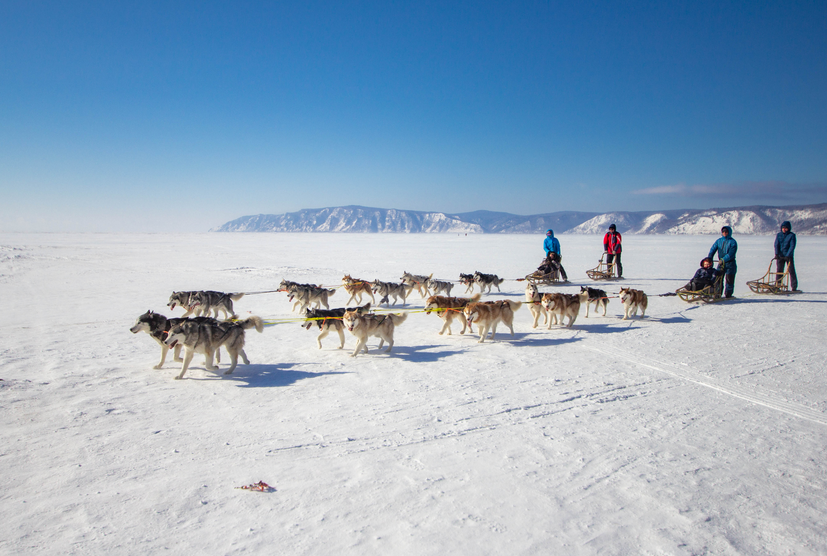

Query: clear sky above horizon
<box><xmin>2</xmin><ymin>1</ymin><xmax>826</xmax><ymax>232</ymax></box>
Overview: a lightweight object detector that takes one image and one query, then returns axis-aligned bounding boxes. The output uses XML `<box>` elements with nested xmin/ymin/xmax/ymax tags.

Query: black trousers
<box><xmin>606</xmin><ymin>253</ymin><xmax>622</xmax><ymax>277</ymax></box>
<box><xmin>776</xmin><ymin>256</ymin><xmax>798</xmax><ymax>290</ymax></box>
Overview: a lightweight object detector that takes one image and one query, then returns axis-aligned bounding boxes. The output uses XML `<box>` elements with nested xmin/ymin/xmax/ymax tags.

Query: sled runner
<box><xmin>524</xmin><ymin>267</ymin><xmax>561</xmax><ymax>286</ymax></box>
<box><xmin>747</xmin><ymin>257</ymin><xmax>793</xmax><ymax>294</ymax></box>
<box><xmin>586</xmin><ymin>254</ymin><xmax>620</xmax><ymax>281</ymax></box>
<box><xmin>676</xmin><ymin>261</ymin><xmax>726</xmax><ymax>303</ymax></box>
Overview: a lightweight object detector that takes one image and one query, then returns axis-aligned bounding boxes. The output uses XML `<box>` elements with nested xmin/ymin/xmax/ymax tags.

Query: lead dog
<box><xmin>473</xmin><ymin>271</ymin><xmax>505</xmax><ymax>293</ymax></box>
<box><xmin>372</xmin><ymin>279</ymin><xmax>411</xmax><ymax>306</ymax></box>
<box><xmin>463</xmin><ymin>300</ymin><xmax>522</xmax><ymax>343</ymax></box>
<box><xmin>541</xmin><ymin>293</ymin><xmax>580</xmax><ymax>328</ymax></box>
<box><xmin>424</xmin><ymin>293</ymin><xmax>481</xmax><ymax>335</ymax></box>
<box><xmin>342</xmin><ymin>275</ymin><xmax>376</xmax><ymax>305</ymax></box>
<box><xmin>400</xmin><ymin>271</ymin><xmax>433</xmax><ymax>298</ymax></box>
<box><xmin>130</xmin><ymin>310</ymin><xmax>204</xmax><ymax>368</ymax></box>
<box><xmin>579</xmin><ymin>286</ymin><xmax>609</xmax><ymax>317</ymax></box>
<box><xmin>525</xmin><ymin>283</ymin><xmax>550</xmax><ymax>328</ymax></box>
<box><xmin>164</xmin><ymin>316</ymin><xmax>264</xmax><ymax>379</ymax></box>
<box><xmin>619</xmin><ymin>287</ymin><xmax>647</xmax><ymax>320</ymax></box>
<box><xmin>343</xmin><ymin>308</ymin><xmax>408</xmax><ymax>357</ymax></box>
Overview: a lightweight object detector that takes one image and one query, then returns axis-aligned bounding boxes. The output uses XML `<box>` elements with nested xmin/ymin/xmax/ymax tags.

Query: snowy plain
<box><xmin>1</xmin><ymin>232</ymin><xmax>826</xmax><ymax>555</ymax></box>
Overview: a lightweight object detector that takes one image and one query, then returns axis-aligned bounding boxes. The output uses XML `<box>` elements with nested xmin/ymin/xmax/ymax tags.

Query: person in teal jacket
<box><xmin>708</xmin><ymin>226</ymin><xmax>737</xmax><ymax>298</ymax></box>
<box><xmin>542</xmin><ymin>229</ymin><xmax>567</xmax><ymax>281</ymax></box>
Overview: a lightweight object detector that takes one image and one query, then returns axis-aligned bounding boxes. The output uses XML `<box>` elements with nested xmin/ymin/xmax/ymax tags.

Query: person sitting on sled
<box><xmin>683</xmin><ymin>257</ymin><xmax>721</xmax><ymax>292</ymax></box>
<box><xmin>541</xmin><ymin>230</ymin><xmax>568</xmax><ymax>281</ymax></box>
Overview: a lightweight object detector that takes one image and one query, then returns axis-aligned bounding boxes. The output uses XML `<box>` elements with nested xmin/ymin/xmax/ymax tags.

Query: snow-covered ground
<box><xmin>2</xmin><ymin>232</ymin><xmax>826</xmax><ymax>555</ymax></box>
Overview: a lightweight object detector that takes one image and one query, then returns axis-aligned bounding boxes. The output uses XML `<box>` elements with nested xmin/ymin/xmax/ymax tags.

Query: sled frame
<box><xmin>587</xmin><ymin>254</ymin><xmax>620</xmax><ymax>281</ymax></box>
<box><xmin>676</xmin><ymin>260</ymin><xmax>726</xmax><ymax>303</ymax></box>
<box><xmin>747</xmin><ymin>257</ymin><xmax>791</xmax><ymax>295</ymax></box>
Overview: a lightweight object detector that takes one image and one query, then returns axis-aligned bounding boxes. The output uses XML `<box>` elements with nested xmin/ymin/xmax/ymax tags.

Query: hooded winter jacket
<box><xmin>708</xmin><ymin>226</ymin><xmax>737</xmax><ymax>273</ymax></box>
<box><xmin>543</xmin><ymin>230</ymin><xmax>561</xmax><ymax>257</ymax></box>
<box><xmin>774</xmin><ymin>221</ymin><xmax>796</xmax><ymax>258</ymax></box>
<box><xmin>603</xmin><ymin>231</ymin><xmax>622</xmax><ymax>254</ymax></box>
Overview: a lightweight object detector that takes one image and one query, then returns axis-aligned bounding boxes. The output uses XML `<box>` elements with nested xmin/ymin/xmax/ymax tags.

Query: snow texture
<box><xmin>1</xmin><ymin>232</ymin><xmax>826</xmax><ymax>555</ymax></box>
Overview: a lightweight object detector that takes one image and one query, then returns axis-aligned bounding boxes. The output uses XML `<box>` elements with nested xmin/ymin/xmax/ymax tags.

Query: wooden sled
<box><xmin>676</xmin><ymin>261</ymin><xmax>726</xmax><ymax>303</ymax></box>
<box><xmin>586</xmin><ymin>254</ymin><xmax>619</xmax><ymax>281</ymax></box>
<box><xmin>747</xmin><ymin>258</ymin><xmax>792</xmax><ymax>294</ymax></box>
<box><xmin>525</xmin><ymin>269</ymin><xmax>561</xmax><ymax>286</ymax></box>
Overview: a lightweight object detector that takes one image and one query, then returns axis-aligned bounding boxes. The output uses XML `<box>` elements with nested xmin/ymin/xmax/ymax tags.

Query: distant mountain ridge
<box><xmin>212</xmin><ymin>203</ymin><xmax>827</xmax><ymax>235</ymax></box>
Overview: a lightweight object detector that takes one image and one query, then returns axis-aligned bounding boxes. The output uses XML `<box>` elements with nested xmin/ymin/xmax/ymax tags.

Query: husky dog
<box><xmin>164</xmin><ymin>316</ymin><xmax>264</xmax><ymax>379</ymax></box>
<box><xmin>400</xmin><ymin>271</ymin><xmax>433</xmax><ymax>298</ymax></box>
<box><xmin>459</xmin><ymin>273</ymin><xmax>476</xmax><ymax>293</ymax></box>
<box><xmin>425</xmin><ymin>277</ymin><xmax>454</xmax><ymax>297</ymax></box>
<box><xmin>343</xmin><ymin>309</ymin><xmax>408</xmax><ymax>357</ymax></box>
<box><xmin>579</xmin><ymin>286</ymin><xmax>609</xmax><ymax>317</ymax></box>
<box><xmin>303</xmin><ymin>307</ymin><xmax>348</xmax><ymax>349</ymax></box>
<box><xmin>463</xmin><ymin>300</ymin><xmax>522</xmax><ymax>343</ymax></box>
<box><xmin>289</xmin><ymin>284</ymin><xmax>336</xmax><ymax>312</ymax></box>
<box><xmin>167</xmin><ymin>291</ymin><xmax>199</xmax><ymax>316</ymax></box>
<box><xmin>372</xmin><ymin>279</ymin><xmax>411</xmax><ymax>306</ymax></box>
<box><xmin>424</xmin><ymin>293</ymin><xmax>481</xmax><ymax>335</ymax></box>
<box><xmin>619</xmin><ymin>287</ymin><xmax>647</xmax><ymax>320</ymax></box>
<box><xmin>541</xmin><ymin>293</ymin><xmax>580</xmax><ymax>328</ymax></box>
<box><xmin>131</xmin><ymin>311</ymin><xmax>190</xmax><ymax>368</ymax></box>
<box><xmin>525</xmin><ymin>283</ymin><xmax>550</xmax><ymax>329</ymax></box>
<box><xmin>473</xmin><ymin>271</ymin><xmax>505</xmax><ymax>293</ymax></box>
<box><xmin>342</xmin><ymin>275</ymin><xmax>376</xmax><ymax>306</ymax></box>
<box><xmin>190</xmin><ymin>290</ymin><xmax>245</xmax><ymax>320</ymax></box>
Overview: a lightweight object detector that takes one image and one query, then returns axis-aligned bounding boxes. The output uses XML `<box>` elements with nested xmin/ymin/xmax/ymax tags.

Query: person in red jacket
<box><xmin>603</xmin><ymin>224</ymin><xmax>622</xmax><ymax>278</ymax></box>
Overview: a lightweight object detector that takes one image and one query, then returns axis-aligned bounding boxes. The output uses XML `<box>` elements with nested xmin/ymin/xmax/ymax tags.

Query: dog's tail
<box><xmin>469</xmin><ymin>293</ymin><xmax>482</xmax><ymax>303</ymax></box>
<box><xmin>230</xmin><ymin>292</ymin><xmax>245</xmax><ymax>301</ymax></box>
<box><xmin>238</xmin><ymin>315</ymin><xmax>264</xmax><ymax>333</ymax></box>
<box><xmin>389</xmin><ymin>313</ymin><xmax>409</xmax><ymax>326</ymax></box>
<box><xmin>506</xmin><ymin>300</ymin><xmax>523</xmax><ymax>311</ymax></box>
<box><xmin>327</xmin><ymin>288</ymin><xmax>336</xmax><ymax>295</ymax></box>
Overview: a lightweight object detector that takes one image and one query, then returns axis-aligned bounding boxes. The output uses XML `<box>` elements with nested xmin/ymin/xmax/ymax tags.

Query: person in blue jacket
<box><xmin>774</xmin><ymin>220</ymin><xmax>798</xmax><ymax>291</ymax></box>
<box><xmin>542</xmin><ymin>229</ymin><xmax>568</xmax><ymax>281</ymax></box>
<box><xmin>708</xmin><ymin>226</ymin><xmax>738</xmax><ymax>298</ymax></box>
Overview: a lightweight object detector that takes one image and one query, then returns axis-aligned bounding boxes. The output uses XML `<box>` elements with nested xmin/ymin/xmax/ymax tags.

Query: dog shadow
<box><xmin>225</xmin><ymin>364</ymin><xmax>350</xmax><ymax>388</ymax></box>
<box><xmin>512</xmin><ymin>335</ymin><xmax>583</xmax><ymax>347</ymax></box>
<box><xmin>376</xmin><ymin>344</ymin><xmax>460</xmax><ymax>363</ymax></box>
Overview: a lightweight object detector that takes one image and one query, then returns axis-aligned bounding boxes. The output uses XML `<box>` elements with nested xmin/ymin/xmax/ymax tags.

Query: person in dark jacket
<box><xmin>708</xmin><ymin>226</ymin><xmax>737</xmax><ymax>298</ymax></box>
<box><xmin>602</xmin><ymin>224</ymin><xmax>622</xmax><ymax>278</ymax></box>
<box><xmin>774</xmin><ymin>221</ymin><xmax>798</xmax><ymax>291</ymax></box>
<box><xmin>683</xmin><ymin>257</ymin><xmax>721</xmax><ymax>292</ymax></box>
<box><xmin>542</xmin><ymin>230</ymin><xmax>567</xmax><ymax>281</ymax></box>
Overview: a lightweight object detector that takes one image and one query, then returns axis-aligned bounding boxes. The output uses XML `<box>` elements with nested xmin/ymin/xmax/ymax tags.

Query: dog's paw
<box><xmin>154</xmin><ymin>364</ymin><xmax>164</xmax><ymax>369</ymax></box>
<box><xmin>223</xmin><ymin>370</ymin><xmax>233</xmax><ymax>375</ymax></box>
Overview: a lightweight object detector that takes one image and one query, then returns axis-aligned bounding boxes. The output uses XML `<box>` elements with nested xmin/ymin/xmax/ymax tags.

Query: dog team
<box><xmin>132</xmin><ymin>271</ymin><xmax>648</xmax><ymax>379</ymax></box>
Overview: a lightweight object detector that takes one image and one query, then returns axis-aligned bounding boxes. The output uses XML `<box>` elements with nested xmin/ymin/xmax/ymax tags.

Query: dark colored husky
<box><xmin>579</xmin><ymin>286</ymin><xmax>609</xmax><ymax>317</ymax></box>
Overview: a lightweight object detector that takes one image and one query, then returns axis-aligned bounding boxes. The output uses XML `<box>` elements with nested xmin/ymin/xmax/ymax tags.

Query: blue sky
<box><xmin>2</xmin><ymin>1</ymin><xmax>826</xmax><ymax>232</ymax></box>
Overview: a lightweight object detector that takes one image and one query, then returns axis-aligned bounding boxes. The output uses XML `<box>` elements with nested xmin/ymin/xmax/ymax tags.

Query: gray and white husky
<box><xmin>372</xmin><ymin>279</ymin><xmax>411</xmax><ymax>306</ymax></box>
<box><xmin>130</xmin><ymin>311</ymin><xmax>220</xmax><ymax>369</ymax></box>
<box><xmin>164</xmin><ymin>316</ymin><xmax>264</xmax><ymax>379</ymax></box>
<box><xmin>473</xmin><ymin>271</ymin><xmax>505</xmax><ymax>293</ymax></box>
<box><xmin>425</xmin><ymin>277</ymin><xmax>454</xmax><ymax>297</ymax></box>
<box><xmin>190</xmin><ymin>290</ymin><xmax>245</xmax><ymax>320</ymax></box>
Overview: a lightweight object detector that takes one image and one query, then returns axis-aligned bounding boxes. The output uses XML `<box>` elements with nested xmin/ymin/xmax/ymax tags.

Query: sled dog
<box><xmin>424</xmin><ymin>293</ymin><xmax>481</xmax><ymax>335</ymax></box>
<box><xmin>463</xmin><ymin>300</ymin><xmax>522</xmax><ymax>343</ymax></box>
<box><xmin>343</xmin><ymin>309</ymin><xmax>408</xmax><ymax>357</ymax></box>
<box><xmin>541</xmin><ymin>293</ymin><xmax>580</xmax><ymax>328</ymax></box>
<box><xmin>459</xmin><ymin>273</ymin><xmax>476</xmax><ymax>293</ymax></box>
<box><xmin>473</xmin><ymin>271</ymin><xmax>505</xmax><ymax>293</ymax></box>
<box><xmin>425</xmin><ymin>277</ymin><xmax>454</xmax><ymax>297</ymax></box>
<box><xmin>303</xmin><ymin>307</ymin><xmax>348</xmax><ymax>349</ymax></box>
<box><xmin>164</xmin><ymin>316</ymin><xmax>264</xmax><ymax>379</ymax></box>
<box><xmin>190</xmin><ymin>290</ymin><xmax>245</xmax><ymax>320</ymax></box>
<box><xmin>579</xmin><ymin>286</ymin><xmax>609</xmax><ymax>317</ymax></box>
<box><xmin>372</xmin><ymin>279</ymin><xmax>410</xmax><ymax>306</ymax></box>
<box><xmin>619</xmin><ymin>287</ymin><xmax>647</xmax><ymax>320</ymax></box>
<box><xmin>525</xmin><ymin>283</ymin><xmax>550</xmax><ymax>329</ymax></box>
<box><xmin>342</xmin><ymin>275</ymin><xmax>376</xmax><ymax>306</ymax></box>
<box><xmin>131</xmin><ymin>310</ymin><xmax>192</xmax><ymax>368</ymax></box>
<box><xmin>167</xmin><ymin>291</ymin><xmax>199</xmax><ymax>316</ymax></box>
<box><xmin>400</xmin><ymin>271</ymin><xmax>433</xmax><ymax>298</ymax></box>
<box><xmin>289</xmin><ymin>284</ymin><xmax>336</xmax><ymax>312</ymax></box>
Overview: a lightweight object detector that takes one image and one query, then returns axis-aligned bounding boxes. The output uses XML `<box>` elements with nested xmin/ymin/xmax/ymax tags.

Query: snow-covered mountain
<box><xmin>212</xmin><ymin>203</ymin><xmax>827</xmax><ymax>234</ymax></box>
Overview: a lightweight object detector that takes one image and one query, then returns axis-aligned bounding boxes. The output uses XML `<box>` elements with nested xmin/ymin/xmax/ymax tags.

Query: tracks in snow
<box><xmin>583</xmin><ymin>344</ymin><xmax>827</xmax><ymax>427</ymax></box>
